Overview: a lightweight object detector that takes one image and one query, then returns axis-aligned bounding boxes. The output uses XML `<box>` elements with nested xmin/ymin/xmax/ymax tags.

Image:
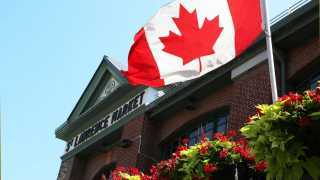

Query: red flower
<box><xmin>307</xmin><ymin>90</ymin><xmax>320</xmax><ymax>103</ymax></box>
<box><xmin>278</xmin><ymin>92</ymin><xmax>302</xmax><ymax>106</ymax></box>
<box><xmin>112</xmin><ymin>166</ymin><xmax>128</xmax><ymax>180</ymax></box>
<box><xmin>203</xmin><ymin>163</ymin><xmax>218</xmax><ymax>174</ymax></box>
<box><xmin>256</xmin><ymin>107</ymin><xmax>264</xmax><ymax>116</ymax></box>
<box><xmin>289</xmin><ymin>92</ymin><xmax>303</xmax><ymax>102</ymax></box>
<box><xmin>227</xmin><ymin>130</ymin><xmax>237</xmax><ymax>138</ymax></box>
<box><xmin>129</xmin><ymin>167</ymin><xmax>141</xmax><ymax>175</ymax></box>
<box><xmin>141</xmin><ymin>175</ymin><xmax>152</xmax><ymax>180</ymax></box>
<box><xmin>237</xmin><ymin>138</ymin><xmax>248</xmax><ymax>147</ymax></box>
<box><xmin>219</xmin><ymin>148</ymin><xmax>229</xmax><ymax>159</ymax></box>
<box><xmin>201</xmin><ymin>136</ymin><xmax>209</xmax><ymax>143</ymax></box>
<box><xmin>172</xmin><ymin>152</ymin><xmax>180</xmax><ymax>159</ymax></box>
<box><xmin>181</xmin><ymin>137</ymin><xmax>189</xmax><ymax>145</ymax></box>
<box><xmin>176</xmin><ymin>145</ymin><xmax>187</xmax><ymax>152</ymax></box>
<box><xmin>310</xmin><ymin>93</ymin><xmax>320</xmax><ymax>104</ymax></box>
<box><xmin>246</xmin><ymin>154</ymin><xmax>256</xmax><ymax>161</ymax></box>
<box><xmin>213</xmin><ymin>132</ymin><xmax>228</xmax><ymax>142</ymax></box>
<box><xmin>246</xmin><ymin>116</ymin><xmax>254</xmax><ymax>123</ymax></box>
<box><xmin>307</xmin><ymin>90</ymin><xmax>316</xmax><ymax>98</ymax></box>
<box><xmin>298</xmin><ymin>116</ymin><xmax>312</xmax><ymax>127</ymax></box>
<box><xmin>199</xmin><ymin>144</ymin><xmax>209</xmax><ymax>155</ymax></box>
<box><xmin>316</xmin><ymin>87</ymin><xmax>320</xmax><ymax>95</ymax></box>
<box><xmin>239</xmin><ymin>147</ymin><xmax>255</xmax><ymax>161</ymax></box>
<box><xmin>278</xmin><ymin>95</ymin><xmax>290</xmax><ymax>102</ymax></box>
<box><xmin>315</xmin><ymin>95</ymin><xmax>320</xmax><ymax>104</ymax></box>
<box><xmin>100</xmin><ymin>174</ymin><xmax>107</xmax><ymax>180</ymax></box>
<box><xmin>255</xmin><ymin>160</ymin><xmax>267</xmax><ymax>172</ymax></box>
<box><xmin>232</xmin><ymin>146</ymin><xmax>242</xmax><ymax>153</ymax></box>
<box><xmin>150</xmin><ymin>165</ymin><xmax>158</xmax><ymax>175</ymax></box>
<box><xmin>175</xmin><ymin>145</ymin><xmax>188</xmax><ymax>158</ymax></box>
<box><xmin>115</xmin><ymin>166</ymin><xmax>126</xmax><ymax>172</ymax></box>
<box><xmin>199</xmin><ymin>147</ymin><xmax>209</xmax><ymax>155</ymax></box>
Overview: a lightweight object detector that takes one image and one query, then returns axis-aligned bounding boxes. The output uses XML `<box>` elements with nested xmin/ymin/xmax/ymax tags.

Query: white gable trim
<box><xmin>231</xmin><ymin>51</ymin><xmax>267</xmax><ymax>79</ymax></box>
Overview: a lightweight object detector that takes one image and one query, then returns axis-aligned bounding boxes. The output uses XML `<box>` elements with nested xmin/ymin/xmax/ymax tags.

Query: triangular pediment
<box><xmin>96</xmin><ymin>76</ymin><xmax>120</xmax><ymax>103</ymax></box>
<box><xmin>66</xmin><ymin>56</ymin><xmax>129</xmax><ymax>123</ymax></box>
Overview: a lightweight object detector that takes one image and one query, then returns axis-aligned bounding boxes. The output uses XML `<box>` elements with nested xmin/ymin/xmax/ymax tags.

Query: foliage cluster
<box><xmin>241</xmin><ymin>85</ymin><xmax>320</xmax><ymax>180</ymax></box>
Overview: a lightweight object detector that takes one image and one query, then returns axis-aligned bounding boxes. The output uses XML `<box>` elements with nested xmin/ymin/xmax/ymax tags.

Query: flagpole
<box><xmin>261</xmin><ymin>0</ymin><xmax>278</xmax><ymax>103</ymax></box>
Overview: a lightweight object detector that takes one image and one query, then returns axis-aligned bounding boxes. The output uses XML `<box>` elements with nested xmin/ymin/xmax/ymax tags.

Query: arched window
<box><xmin>92</xmin><ymin>163</ymin><xmax>116</xmax><ymax>180</ymax></box>
<box><xmin>162</xmin><ymin>108</ymin><xmax>229</xmax><ymax>159</ymax></box>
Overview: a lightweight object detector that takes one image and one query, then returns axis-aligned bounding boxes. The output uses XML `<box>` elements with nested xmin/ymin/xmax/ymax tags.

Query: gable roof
<box><xmin>55</xmin><ymin>56</ymin><xmax>130</xmax><ymax>140</ymax></box>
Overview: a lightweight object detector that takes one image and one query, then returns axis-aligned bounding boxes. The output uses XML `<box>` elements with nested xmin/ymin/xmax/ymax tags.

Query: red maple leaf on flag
<box><xmin>159</xmin><ymin>4</ymin><xmax>223</xmax><ymax>66</ymax></box>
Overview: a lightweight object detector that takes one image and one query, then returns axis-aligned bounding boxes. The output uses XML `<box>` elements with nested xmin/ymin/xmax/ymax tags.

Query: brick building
<box><xmin>55</xmin><ymin>1</ymin><xmax>319</xmax><ymax>179</ymax></box>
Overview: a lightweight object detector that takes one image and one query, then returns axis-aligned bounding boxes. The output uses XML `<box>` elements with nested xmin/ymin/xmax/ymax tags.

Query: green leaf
<box><xmin>303</xmin><ymin>157</ymin><xmax>320</xmax><ymax>180</ymax></box>
<box><xmin>289</xmin><ymin>164</ymin><xmax>303</xmax><ymax>180</ymax></box>
<box><xmin>275</xmin><ymin>168</ymin><xmax>284</xmax><ymax>180</ymax></box>
<box><xmin>309</xmin><ymin>111</ymin><xmax>320</xmax><ymax>120</ymax></box>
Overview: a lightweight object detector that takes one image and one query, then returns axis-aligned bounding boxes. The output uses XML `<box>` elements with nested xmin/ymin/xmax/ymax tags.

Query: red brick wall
<box><xmin>81</xmin><ymin>151</ymin><xmax>113</xmax><ymax>180</ymax></box>
<box><xmin>157</xmin><ymin>84</ymin><xmax>233</xmax><ymax>142</ymax></box>
<box><xmin>152</xmin><ymin>63</ymin><xmax>273</xmax><ymax>144</ymax></box>
<box><xmin>113</xmin><ymin>115</ymin><xmax>145</xmax><ymax>167</ymax></box>
<box><xmin>229</xmin><ymin>62</ymin><xmax>272</xmax><ymax>131</ymax></box>
<box><xmin>137</xmin><ymin>115</ymin><xmax>161</xmax><ymax>171</ymax></box>
<box><xmin>70</xmin><ymin>116</ymin><xmax>145</xmax><ymax>180</ymax></box>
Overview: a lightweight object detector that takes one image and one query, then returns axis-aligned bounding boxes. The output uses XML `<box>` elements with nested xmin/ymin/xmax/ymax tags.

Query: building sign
<box><xmin>65</xmin><ymin>91</ymin><xmax>145</xmax><ymax>153</ymax></box>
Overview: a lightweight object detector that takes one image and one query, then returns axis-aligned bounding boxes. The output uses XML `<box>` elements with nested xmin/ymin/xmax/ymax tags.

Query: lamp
<box><xmin>118</xmin><ymin>139</ymin><xmax>133</xmax><ymax>148</ymax></box>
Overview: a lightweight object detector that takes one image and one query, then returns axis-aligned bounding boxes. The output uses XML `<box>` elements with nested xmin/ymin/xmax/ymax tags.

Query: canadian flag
<box><xmin>122</xmin><ymin>0</ymin><xmax>262</xmax><ymax>87</ymax></box>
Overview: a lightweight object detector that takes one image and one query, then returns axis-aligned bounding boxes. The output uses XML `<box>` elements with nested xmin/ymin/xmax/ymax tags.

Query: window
<box><xmin>92</xmin><ymin>163</ymin><xmax>116</xmax><ymax>180</ymax></box>
<box><xmin>162</xmin><ymin>112</ymin><xmax>228</xmax><ymax>159</ymax></box>
<box><xmin>295</xmin><ymin>71</ymin><xmax>320</xmax><ymax>92</ymax></box>
<box><xmin>310</xmin><ymin>73</ymin><xmax>320</xmax><ymax>90</ymax></box>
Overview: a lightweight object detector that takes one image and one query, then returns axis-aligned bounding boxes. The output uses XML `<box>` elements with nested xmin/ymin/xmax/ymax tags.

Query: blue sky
<box><xmin>1</xmin><ymin>0</ymin><xmax>301</xmax><ymax>179</ymax></box>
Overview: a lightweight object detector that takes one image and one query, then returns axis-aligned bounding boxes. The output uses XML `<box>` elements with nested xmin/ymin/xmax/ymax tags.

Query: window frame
<box><xmin>161</xmin><ymin>107</ymin><xmax>229</xmax><ymax>159</ymax></box>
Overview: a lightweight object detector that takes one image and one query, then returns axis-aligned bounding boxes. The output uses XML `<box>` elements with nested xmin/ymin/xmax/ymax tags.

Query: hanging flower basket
<box><xmin>241</xmin><ymin>84</ymin><xmax>320</xmax><ymax>180</ymax></box>
<box><xmin>112</xmin><ymin>131</ymin><xmax>265</xmax><ymax>180</ymax></box>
